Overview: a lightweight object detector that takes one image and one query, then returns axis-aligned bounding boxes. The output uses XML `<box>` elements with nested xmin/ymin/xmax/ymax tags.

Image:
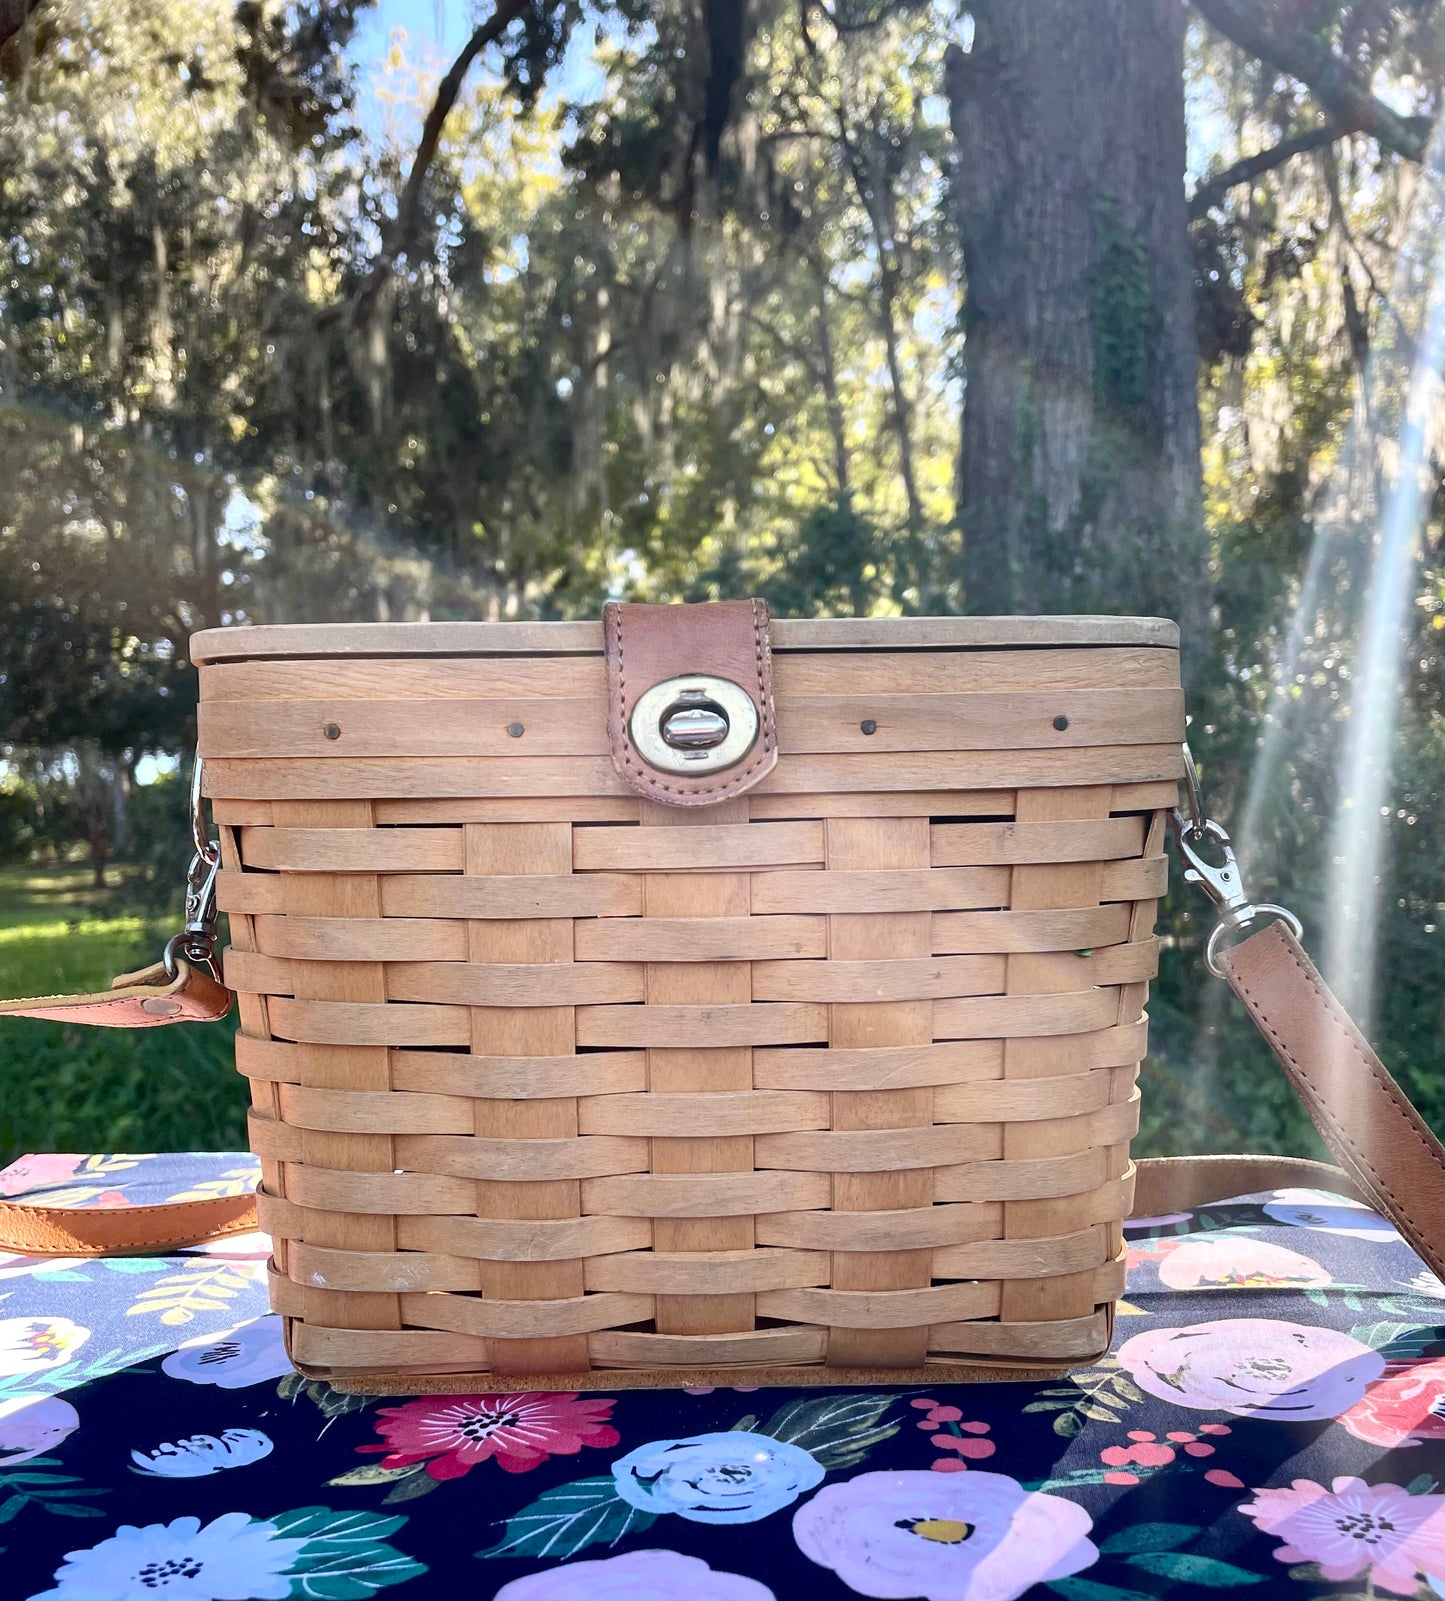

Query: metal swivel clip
<box><xmin>1170</xmin><ymin>743</ymin><xmax>1302</xmax><ymax>977</ymax></box>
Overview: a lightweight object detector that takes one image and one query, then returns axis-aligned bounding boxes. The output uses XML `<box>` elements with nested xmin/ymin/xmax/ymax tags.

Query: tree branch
<box><xmin>1191</xmin><ymin>0</ymin><xmax>1432</xmax><ymax>163</ymax></box>
<box><xmin>1189</xmin><ymin>122</ymin><xmax>1342</xmax><ymax>218</ymax></box>
<box><xmin>347</xmin><ymin>0</ymin><xmax>530</xmax><ymax>329</ymax></box>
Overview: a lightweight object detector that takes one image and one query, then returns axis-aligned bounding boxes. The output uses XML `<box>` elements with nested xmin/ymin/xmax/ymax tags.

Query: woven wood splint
<box><xmin>192</xmin><ymin>607</ymin><xmax>1186</xmax><ymax>1391</ymax></box>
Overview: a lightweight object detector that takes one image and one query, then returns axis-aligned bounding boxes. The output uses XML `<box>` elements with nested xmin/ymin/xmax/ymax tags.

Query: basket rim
<box><xmin>191</xmin><ymin>614</ymin><xmax>1179</xmax><ymax>664</ymax></box>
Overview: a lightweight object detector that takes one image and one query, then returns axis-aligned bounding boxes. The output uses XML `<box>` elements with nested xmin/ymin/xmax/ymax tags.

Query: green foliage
<box><xmin>0</xmin><ymin>0</ymin><xmax>1440</xmax><ymax>1166</ymax></box>
<box><xmin>755</xmin><ymin>1392</ymin><xmax>901</xmax><ymax>1470</ymax></box>
<box><xmin>477</xmin><ymin>1477</ymin><xmax>655</xmax><ymax>1562</ymax></box>
<box><xmin>0</xmin><ymin>866</ymin><xmax>246</xmax><ymax>1165</ymax></box>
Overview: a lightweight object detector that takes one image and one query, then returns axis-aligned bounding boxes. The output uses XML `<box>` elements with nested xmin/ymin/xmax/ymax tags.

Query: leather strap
<box><xmin>1132</xmin><ymin>1154</ymin><xmax>1368</xmax><ymax>1217</ymax></box>
<box><xmin>0</xmin><ymin>958</ymin><xmax>232</xmax><ymax>1028</ymax></box>
<box><xmin>0</xmin><ymin>1192</ymin><xmax>258</xmax><ymax>1256</ymax></box>
<box><xmin>603</xmin><ymin>598</ymin><xmax>778</xmax><ymax>805</ymax></box>
<box><xmin>1215</xmin><ymin>920</ymin><xmax>1444</xmax><ymax>1280</ymax></box>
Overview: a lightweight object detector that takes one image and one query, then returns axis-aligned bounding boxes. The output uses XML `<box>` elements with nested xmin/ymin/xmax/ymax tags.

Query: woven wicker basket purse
<box><xmin>191</xmin><ymin>601</ymin><xmax>1180</xmax><ymax>1391</ymax></box>
<box><xmin>6</xmin><ymin>599</ymin><xmax>1440</xmax><ymax>1394</ymax></box>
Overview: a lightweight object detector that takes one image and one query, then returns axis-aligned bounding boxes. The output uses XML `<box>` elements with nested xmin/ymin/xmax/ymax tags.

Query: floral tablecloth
<box><xmin>1</xmin><ymin>1151</ymin><xmax>1441</xmax><ymax>1601</ymax></box>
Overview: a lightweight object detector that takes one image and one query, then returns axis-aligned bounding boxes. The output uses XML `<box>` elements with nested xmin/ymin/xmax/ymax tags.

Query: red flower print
<box><xmin>931</xmin><ymin>1434</ymin><xmax>996</xmax><ymax>1459</ymax></box>
<box><xmin>1336</xmin><ymin>1359</ymin><xmax>1445</xmax><ymax>1450</ymax></box>
<box><xmin>924</xmin><ymin>1414</ymin><xmax>994</xmax><ymax>1471</ymax></box>
<box><xmin>1101</xmin><ymin>1441</ymin><xmax>1175</xmax><ymax>1468</ymax></box>
<box><xmin>360</xmin><ymin>1392</ymin><xmax>619</xmax><ymax>1479</ymax></box>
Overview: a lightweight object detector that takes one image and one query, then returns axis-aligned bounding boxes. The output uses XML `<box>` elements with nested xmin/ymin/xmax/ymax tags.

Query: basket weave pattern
<box><xmin>200</xmin><ymin>625</ymin><xmax>1183</xmax><ymax>1385</ymax></box>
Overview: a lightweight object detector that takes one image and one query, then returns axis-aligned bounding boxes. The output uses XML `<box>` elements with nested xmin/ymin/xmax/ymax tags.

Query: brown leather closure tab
<box><xmin>0</xmin><ymin>958</ymin><xmax>233</xmax><ymax>1028</ymax></box>
<box><xmin>604</xmin><ymin>599</ymin><xmax>779</xmax><ymax>805</ymax></box>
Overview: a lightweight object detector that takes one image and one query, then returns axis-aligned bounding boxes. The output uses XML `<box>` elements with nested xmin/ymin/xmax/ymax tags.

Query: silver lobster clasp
<box><xmin>163</xmin><ymin>754</ymin><xmax>222</xmax><ymax>981</ymax></box>
<box><xmin>1170</xmin><ymin>744</ymin><xmax>1302</xmax><ymax>977</ymax></box>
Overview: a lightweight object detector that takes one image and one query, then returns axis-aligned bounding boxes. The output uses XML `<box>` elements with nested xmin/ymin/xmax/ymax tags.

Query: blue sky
<box><xmin>349</xmin><ymin>1</ymin><xmax>606</xmax><ymax>141</ymax></box>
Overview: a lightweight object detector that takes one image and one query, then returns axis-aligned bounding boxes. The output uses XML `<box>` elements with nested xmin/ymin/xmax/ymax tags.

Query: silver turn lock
<box><xmin>630</xmin><ymin>674</ymin><xmax>760</xmax><ymax>776</ymax></box>
<box><xmin>661</xmin><ymin>694</ymin><xmax>730</xmax><ymax>750</ymax></box>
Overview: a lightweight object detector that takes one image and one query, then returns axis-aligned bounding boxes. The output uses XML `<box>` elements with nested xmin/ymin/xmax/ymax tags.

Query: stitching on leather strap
<box><xmin>1272</xmin><ymin>933</ymin><xmax>1441</xmax><ymax>1154</ymax></box>
<box><xmin>1228</xmin><ymin>932</ymin><xmax>1443</xmax><ymax>1177</ymax></box>
<box><xmin>611</xmin><ymin>603</ymin><xmax>775</xmax><ymax>800</ymax></box>
<box><xmin>1223</xmin><ymin>938</ymin><xmax>1438</xmax><ymax>1254</ymax></box>
<box><xmin>0</xmin><ymin>1195</ymin><xmax>258</xmax><ymax>1254</ymax></box>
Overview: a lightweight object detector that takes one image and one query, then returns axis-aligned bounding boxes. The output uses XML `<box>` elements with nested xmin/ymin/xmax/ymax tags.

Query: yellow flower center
<box><xmin>898</xmin><ymin>1517</ymin><xmax>975</xmax><ymax>1545</ymax></box>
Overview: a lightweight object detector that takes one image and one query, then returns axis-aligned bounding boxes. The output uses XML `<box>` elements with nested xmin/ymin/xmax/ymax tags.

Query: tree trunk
<box><xmin>946</xmin><ymin>2</ymin><xmax>1208</xmax><ymax>661</ymax></box>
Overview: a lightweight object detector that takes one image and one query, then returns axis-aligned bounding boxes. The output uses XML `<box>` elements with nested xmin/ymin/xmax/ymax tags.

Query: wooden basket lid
<box><xmin>191</xmin><ymin>615</ymin><xmax>1178</xmax><ymax>664</ymax></box>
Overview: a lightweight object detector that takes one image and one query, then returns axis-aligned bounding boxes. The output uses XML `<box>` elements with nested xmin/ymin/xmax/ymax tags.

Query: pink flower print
<box><xmin>794</xmin><ymin>1469</ymin><xmax>1098</xmax><ymax>1600</ymax></box>
<box><xmin>1205</xmin><ymin>1469</ymin><xmax>1245</xmax><ymax>1488</ymax></box>
<box><xmin>1116</xmin><ymin>1318</ymin><xmax>1383</xmax><ymax>1420</ymax></box>
<box><xmin>1156</xmin><ymin>1236</ymin><xmax>1330</xmax><ymax>1290</ymax></box>
<box><xmin>495</xmin><ymin>1550</ymin><xmax>775</xmax><ymax>1600</ymax></box>
<box><xmin>1100</xmin><ymin>1435</ymin><xmax>1175</xmax><ymax>1468</ymax></box>
<box><xmin>919</xmin><ymin>1410</ymin><xmax>995</xmax><ymax>1472</ymax></box>
<box><xmin>0</xmin><ymin>1154</ymin><xmax>82</xmax><ymax>1197</ymax></box>
<box><xmin>1096</xmin><ymin>1428</ymin><xmax>1200</xmax><ymax>1484</ymax></box>
<box><xmin>1336</xmin><ymin>1358</ymin><xmax>1445</xmax><ymax>1449</ymax></box>
<box><xmin>930</xmin><ymin>1436</ymin><xmax>996</xmax><ymax>1460</ymax></box>
<box><xmin>1239</xmin><ymin>1476</ymin><xmax>1445</xmax><ymax>1596</ymax></box>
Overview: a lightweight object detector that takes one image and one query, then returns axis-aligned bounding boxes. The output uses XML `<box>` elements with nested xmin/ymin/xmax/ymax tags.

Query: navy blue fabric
<box><xmin>1</xmin><ymin>1153</ymin><xmax>1441</xmax><ymax>1600</ymax></box>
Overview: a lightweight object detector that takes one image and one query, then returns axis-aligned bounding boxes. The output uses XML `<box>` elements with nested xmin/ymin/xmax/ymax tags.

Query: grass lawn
<box><xmin>0</xmin><ymin>864</ymin><xmax>247</xmax><ymax>1165</ymax></box>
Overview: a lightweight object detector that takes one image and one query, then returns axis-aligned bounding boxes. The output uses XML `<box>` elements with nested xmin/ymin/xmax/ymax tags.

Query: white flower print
<box><xmin>161</xmin><ymin>1318</ymin><xmax>291</xmax><ymax>1389</ymax></box>
<box><xmin>611</xmin><ymin>1431</ymin><xmax>825</xmax><ymax>1523</ymax></box>
<box><xmin>28</xmin><ymin>1512</ymin><xmax>307</xmax><ymax>1601</ymax></box>
<box><xmin>1262</xmin><ymin>1188</ymin><xmax>1401</xmax><ymax>1241</ymax></box>
<box><xmin>0</xmin><ymin>1316</ymin><xmax>89</xmax><ymax>1377</ymax></box>
<box><xmin>0</xmin><ymin>1395</ymin><xmax>80</xmax><ymax>1465</ymax></box>
<box><xmin>131</xmin><ymin>1430</ymin><xmax>273</xmax><ymax>1477</ymax></box>
<box><xmin>494</xmin><ymin>1549</ymin><xmax>776</xmax><ymax>1600</ymax></box>
<box><xmin>793</xmin><ymin>1469</ymin><xmax>1099</xmax><ymax>1601</ymax></box>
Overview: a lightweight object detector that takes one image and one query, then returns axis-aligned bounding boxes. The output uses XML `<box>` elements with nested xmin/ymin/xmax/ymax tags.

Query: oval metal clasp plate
<box><xmin>630</xmin><ymin>674</ymin><xmax>760</xmax><ymax>776</ymax></box>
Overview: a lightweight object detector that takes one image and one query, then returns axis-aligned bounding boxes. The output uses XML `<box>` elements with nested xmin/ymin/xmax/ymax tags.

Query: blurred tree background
<box><xmin>0</xmin><ymin>0</ymin><xmax>1441</xmax><ymax>1163</ymax></box>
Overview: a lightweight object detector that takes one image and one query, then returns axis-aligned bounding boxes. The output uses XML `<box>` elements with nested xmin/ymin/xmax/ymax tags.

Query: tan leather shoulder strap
<box><xmin>0</xmin><ymin>1191</ymin><xmax>258</xmax><ymax>1256</ymax></box>
<box><xmin>1131</xmin><ymin>1154</ymin><xmax>1368</xmax><ymax>1216</ymax></box>
<box><xmin>1215</xmin><ymin>921</ymin><xmax>1444</xmax><ymax>1279</ymax></box>
<box><xmin>0</xmin><ymin>958</ymin><xmax>232</xmax><ymax>1028</ymax></box>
